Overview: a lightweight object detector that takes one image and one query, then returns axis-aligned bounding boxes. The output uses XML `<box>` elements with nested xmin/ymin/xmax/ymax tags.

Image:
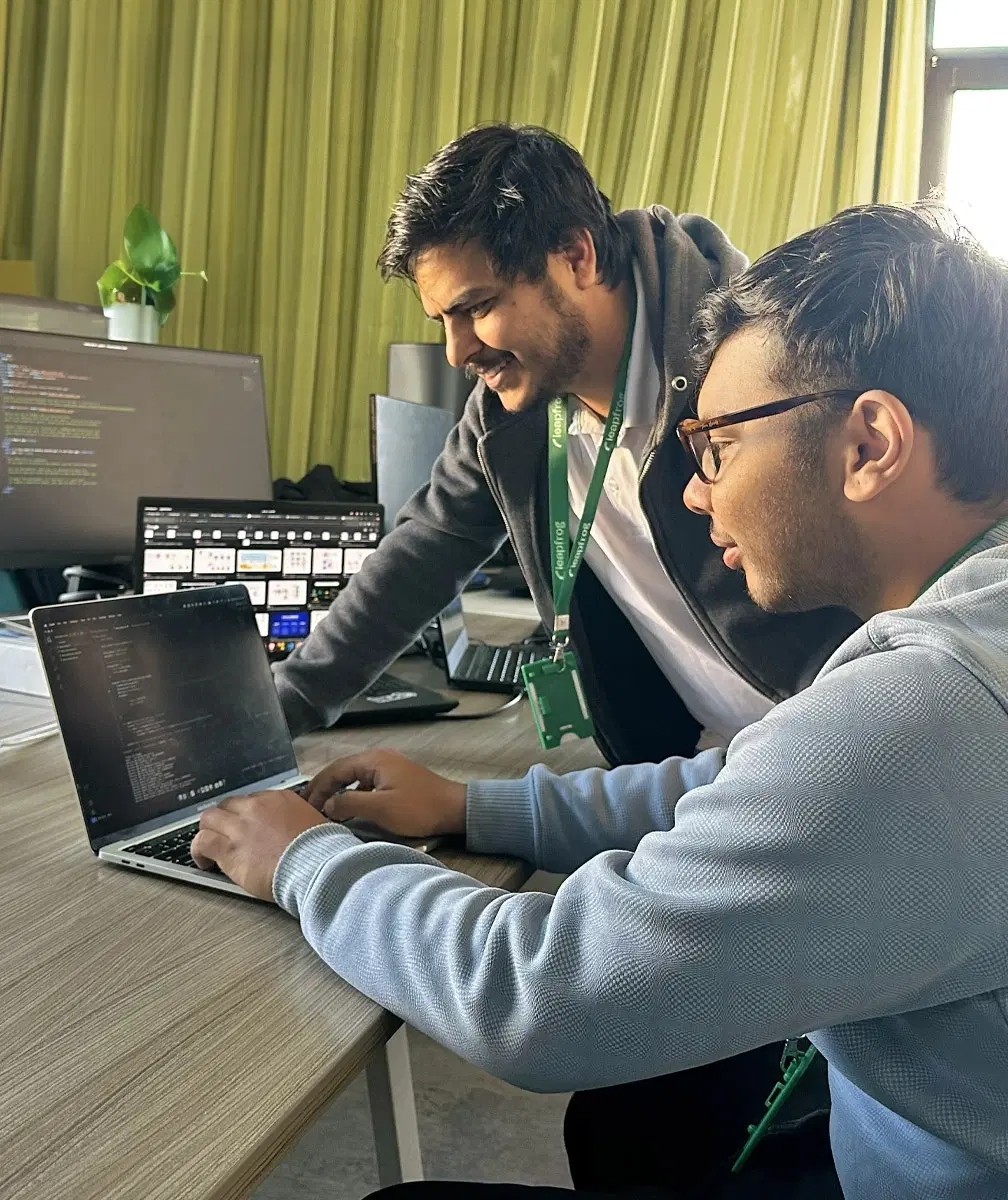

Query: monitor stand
<box><xmin>58</xmin><ymin>564</ymin><xmax>131</xmax><ymax>604</ymax></box>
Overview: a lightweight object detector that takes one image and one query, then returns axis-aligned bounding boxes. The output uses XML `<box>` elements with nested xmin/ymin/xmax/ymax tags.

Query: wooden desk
<box><xmin>0</xmin><ymin>609</ymin><xmax>604</xmax><ymax>1200</ymax></box>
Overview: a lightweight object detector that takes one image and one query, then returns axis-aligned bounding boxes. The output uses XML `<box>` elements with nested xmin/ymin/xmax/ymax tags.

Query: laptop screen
<box><xmin>33</xmin><ymin>587</ymin><xmax>297</xmax><ymax>850</ymax></box>
<box><xmin>438</xmin><ymin>596</ymin><xmax>470</xmax><ymax>676</ymax></box>
<box><xmin>136</xmin><ymin>498</ymin><xmax>383</xmax><ymax>661</ymax></box>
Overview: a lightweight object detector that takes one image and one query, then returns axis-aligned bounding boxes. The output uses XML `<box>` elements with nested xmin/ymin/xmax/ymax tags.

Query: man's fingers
<box><xmin>190</xmin><ymin>824</ymin><xmax>231</xmax><ymax>872</ymax></box>
<box><xmin>214</xmin><ymin>792</ymin><xmax>252</xmax><ymax>814</ymax></box>
<box><xmin>305</xmin><ymin>755</ymin><xmax>379</xmax><ymax>807</ymax></box>
<box><xmin>320</xmin><ymin>785</ymin><xmax>388</xmax><ymax>825</ymax></box>
<box><xmin>200</xmin><ymin>799</ymin><xmax>246</xmax><ymax>826</ymax></box>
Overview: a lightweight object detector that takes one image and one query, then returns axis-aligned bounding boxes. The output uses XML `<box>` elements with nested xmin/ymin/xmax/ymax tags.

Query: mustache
<box><xmin>464</xmin><ymin>351</ymin><xmax>513</xmax><ymax>380</ymax></box>
<box><xmin>709</xmin><ymin>524</ymin><xmax>737</xmax><ymax>548</ymax></box>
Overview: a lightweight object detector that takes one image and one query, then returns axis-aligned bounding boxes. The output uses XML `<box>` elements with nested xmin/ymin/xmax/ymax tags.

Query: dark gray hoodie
<box><xmin>274</xmin><ymin>207</ymin><xmax>859</xmax><ymax>760</ymax></box>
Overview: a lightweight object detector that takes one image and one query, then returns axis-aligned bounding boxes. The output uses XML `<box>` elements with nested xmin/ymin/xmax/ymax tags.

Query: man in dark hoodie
<box><xmin>272</xmin><ymin>124</ymin><xmax>857</xmax><ymax>1183</ymax></box>
<box><xmin>274</xmin><ymin>124</ymin><xmax>856</xmax><ymax>761</ymax></box>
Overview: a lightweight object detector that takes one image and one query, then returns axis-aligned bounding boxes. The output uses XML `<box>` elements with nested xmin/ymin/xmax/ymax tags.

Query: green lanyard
<box><xmin>546</xmin><ymin>286</ymin><xmax>637</xmax><ymax>649</ymax></box>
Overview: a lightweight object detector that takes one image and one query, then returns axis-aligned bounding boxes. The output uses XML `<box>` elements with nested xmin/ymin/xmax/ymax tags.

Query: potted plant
<box><xmin>97</xmin><ymin>204</ymin><xmax>206</xmax><ymax>342</ymax></box>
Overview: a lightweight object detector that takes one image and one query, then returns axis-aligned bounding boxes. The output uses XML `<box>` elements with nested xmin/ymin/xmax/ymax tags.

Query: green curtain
<box><xmin>0</xmin><ymin>0</ymin><xmax>925</xmax><ymax>481</ymax></box>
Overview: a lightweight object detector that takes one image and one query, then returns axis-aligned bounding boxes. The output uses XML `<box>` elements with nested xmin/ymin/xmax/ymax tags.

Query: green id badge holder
<box><xmin>520</xmin><ymin>651</ymin><xmax>594</xmax><ymax>750</ymax></box>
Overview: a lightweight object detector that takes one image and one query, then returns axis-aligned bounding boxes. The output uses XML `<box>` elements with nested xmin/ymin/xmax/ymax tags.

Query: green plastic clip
<box><xmin>731</xmin><ymin>1039</ymin><xmax>819</xmax><ymax>1173</ymax></box>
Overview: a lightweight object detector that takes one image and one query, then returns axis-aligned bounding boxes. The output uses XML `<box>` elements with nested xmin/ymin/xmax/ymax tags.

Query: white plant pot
<box><xmin>104</xmin><ymin>302</ymin><xmax>159</xmax><ymax>343</ymax></box>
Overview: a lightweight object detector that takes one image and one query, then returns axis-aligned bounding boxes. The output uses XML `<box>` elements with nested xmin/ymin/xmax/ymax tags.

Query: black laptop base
<box><xmin>337</xmin><ymin>671</ymin><xmax>457</xmax><ymax>723</ymax></box>
<box><xmin>449</xmin><ymin>642</ymin><xmax>546</xmax><ymax>695</ymax></box>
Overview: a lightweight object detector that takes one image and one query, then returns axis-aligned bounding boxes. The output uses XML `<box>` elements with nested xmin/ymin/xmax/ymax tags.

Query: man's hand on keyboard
<box><xmin>191</xmin><ymin>790</ymin><xmax>329</xmax><ymax>901</ymax></box>
<box><xmin>304</xmin><ymin>749</ymin><xmax>466</xmax><ymax>839</ymax></box>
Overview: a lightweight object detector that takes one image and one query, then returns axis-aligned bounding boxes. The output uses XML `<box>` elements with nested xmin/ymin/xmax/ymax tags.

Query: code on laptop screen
<box><xmin>34</xmin><ymin>587</ymin><xmax>297</xmax><ymax>846</ymax></box>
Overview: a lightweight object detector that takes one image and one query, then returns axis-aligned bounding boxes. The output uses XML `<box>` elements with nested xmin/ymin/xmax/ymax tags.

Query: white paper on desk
<box><xmin>0</xmin><ymin>689</ymin><xmax>57</xmax><ymax>744</ymax></box>
<box><xmin>0</xmin><ymin>634</ymin><xmax>50</xmax><ymax>698</ymax></box>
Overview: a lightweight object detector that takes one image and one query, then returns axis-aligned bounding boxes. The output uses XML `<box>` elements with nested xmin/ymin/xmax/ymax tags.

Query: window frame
<box><xmin>919</xmin><ymin>0</ymin><xmax>1008</xmax><ymax>198</ymax></box>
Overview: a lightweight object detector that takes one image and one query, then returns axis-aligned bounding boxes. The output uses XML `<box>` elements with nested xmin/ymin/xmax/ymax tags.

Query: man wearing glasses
<box><xmin>198</xmin><ymin>202</ymin><xmax>1008</xmax><ymax>1199</ymax></box>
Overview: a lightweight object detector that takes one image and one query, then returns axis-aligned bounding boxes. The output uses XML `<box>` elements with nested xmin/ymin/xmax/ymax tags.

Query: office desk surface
<box><xmin>0</xmin><ymin>610</ymin><xmax>604</xmax><ymax>1200</ymax></box>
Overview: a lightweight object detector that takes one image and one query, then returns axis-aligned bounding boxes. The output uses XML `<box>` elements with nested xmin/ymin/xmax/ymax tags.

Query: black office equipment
<box><xmin>32</xmin><ymin>586</ymin><xmax>445</xmax><ymax>897</ymax></box>
<box><xmin>0</xmin><ymin>328</ymin><xmax>272</xmax><ymax>568</ymax></box>
<box><xmin>387</xmin><ymin>342</ymin><xmax>471</xmax><ymax>420</ymax></box>
<box><xmin>0</xmin><ymin>292</ymin><xmax>108</xmax><ymax>338</ymax></box>
<box><xmin>136</xmin><ymin>497</ymin><xmax>456</xmax><ymax>724</ymax></box>
<box><xmin>370</xmin><ymin>393</ymin><xmax>457</xmax><ymax>533</ymax></box>
<box><xmin>436</xmin><ymin>596</ymin><xmax>548</xmax><ymax>694</ymax></box>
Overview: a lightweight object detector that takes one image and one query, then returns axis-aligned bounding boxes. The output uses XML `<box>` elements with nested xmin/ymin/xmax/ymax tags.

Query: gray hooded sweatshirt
<box><xmin>276</xmin><ymin>521</ymin><xmax>1008</xmax><ymax>1200</ymax></box>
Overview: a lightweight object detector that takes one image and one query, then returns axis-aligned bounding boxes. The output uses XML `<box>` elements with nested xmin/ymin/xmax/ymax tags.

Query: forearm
<box><xmin>274</xmin><ymin>822</ymin><xmax>769</xmax><ymax>1092</ymax></box>
<box><xmin>274</xmin><ymin>389</ymin><xmax>508</xmax><ymax>734</ymax></box>
<box><xmin>274</xmin><ymin>649</ymin><xmax>1008</xmax><ymax>1097</ymax></box>
<box><xmin>465</xmin><ymin>746</ymin><xmax>727</xmax><ymax>871</ymax></box>
<box><xmin>274</xmin><ymin>522</ymin><xmax>501</xmax><ymax>733</ymax></box>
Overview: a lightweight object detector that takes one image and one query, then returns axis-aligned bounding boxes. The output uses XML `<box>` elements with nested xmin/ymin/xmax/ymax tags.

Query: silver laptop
<box><xmin>32</xmin><ymin>586</ymin><xmax>437</xmax><ymax>899</ymax></box>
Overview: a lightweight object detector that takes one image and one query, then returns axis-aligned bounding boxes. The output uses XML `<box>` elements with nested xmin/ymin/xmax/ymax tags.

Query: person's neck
<box><xmin>865</xmin><ymin>503</ymin><xmax>1008</xmax><ymax>618</ymax></box>
<box><xmin>570</xmin><ymin>277</ymin><xmax>634</xmax><ymax>419</ymax></box>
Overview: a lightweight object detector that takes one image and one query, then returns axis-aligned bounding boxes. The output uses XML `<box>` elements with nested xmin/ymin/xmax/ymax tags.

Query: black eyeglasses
<box><xmin>676</xmin><ymin>389</ymin><xmax>861</xmax><ymax>484</ymax></box>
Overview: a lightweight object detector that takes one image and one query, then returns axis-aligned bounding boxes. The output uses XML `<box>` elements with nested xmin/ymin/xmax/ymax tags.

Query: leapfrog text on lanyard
<box><xmin>521</xmin><ymin>288</ymin><xmax>637</xmax><ymax>750</ymax></box>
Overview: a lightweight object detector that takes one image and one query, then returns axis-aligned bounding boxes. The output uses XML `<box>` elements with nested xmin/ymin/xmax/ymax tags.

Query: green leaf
<box><xmin>150</xmin><ymin>286</ymin><xmax>176</xmax><ymax>326</ymax></box>
<box><xmin>97</xmin><ymin>260</ymin><xmax>135</xmax><ymax>307</ymax></box>
<box><xmin>122</xmin><ymin>203</ymin><xmax>180</xmax><ymax>292</ymax></box>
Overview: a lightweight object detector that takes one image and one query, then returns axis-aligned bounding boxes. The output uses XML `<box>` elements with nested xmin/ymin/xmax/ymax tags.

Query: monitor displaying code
<box><xmin>0</xmin><ymin>328</ymin><xmax>272</xmax><ymax>566</ymax></box>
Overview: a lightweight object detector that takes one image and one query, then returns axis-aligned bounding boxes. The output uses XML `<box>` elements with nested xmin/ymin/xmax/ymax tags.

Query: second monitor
<box><xmin>135</xmin><ymin>496</ymin><xmax>458</xmax><ymax>724</ymax></box>
<box><xmin>137</xmin><ymin>498</ymin><xmax>381</xmax><ymax>659</ymax></box>
<box><xmin>370</xmin><ymin>393</ymin><xmax>457</xmax><ymax>534</ymax></box>
<box><xmin>0</xmin><ymin>327</ymin><xmax>273</xmax><ymax>568</ymax></box>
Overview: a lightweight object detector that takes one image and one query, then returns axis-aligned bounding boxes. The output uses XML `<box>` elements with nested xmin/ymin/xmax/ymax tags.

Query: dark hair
<box><xmin>691</xmin><ymin>203</ymin><xmax>1008</xmax><ymax>504</ymax></box>
<box><xmin>378</xmin><ymin>124</ymin><xmax>631</xmax><ymax>288</ymax></box>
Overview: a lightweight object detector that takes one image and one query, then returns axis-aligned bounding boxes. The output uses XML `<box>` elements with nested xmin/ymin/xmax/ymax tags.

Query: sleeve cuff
<box><xmin>465</xmin><ymin>774</ymin><xmax>538</xmax><ymax>862</ymax></box>
<box><xmin>273</xmin><ymin>823</ymin><xmax>361</xmax><ymax>916</ymax></box>
<box><xmin>272</xmin><ymin>668</ymin><xmax>323</xmax><ymax>737</ymax></box>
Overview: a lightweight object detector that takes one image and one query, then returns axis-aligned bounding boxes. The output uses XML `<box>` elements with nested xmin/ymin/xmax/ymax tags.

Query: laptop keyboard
<box><xmin>123</xmin><ymin>782</ymin><xmax>311</xmax><ymax>870</ymax></box>
<box><xmin>125</xmin><ymin>821</ymin><xmax>204</xmax><ymax>868</ymax></box>
<box><xmin>458</xmin><ymin>643</ymin><xmax>545</xmax><ymax>687</ymax></box>
<box><xmin>364</xmin><ymin>672</ymin><xmax>417</xmax><ymax>699</ymax></box>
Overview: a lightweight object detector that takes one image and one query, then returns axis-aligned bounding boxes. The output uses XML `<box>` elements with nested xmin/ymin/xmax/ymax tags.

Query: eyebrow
<box><xmin>423</xmin><ymin>287</ymin><xmax>496</xmax><ymax>322</ymax></box>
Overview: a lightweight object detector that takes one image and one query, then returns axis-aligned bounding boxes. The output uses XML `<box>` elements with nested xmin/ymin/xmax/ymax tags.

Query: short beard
<box><xmin>748</xmin><ymin>493</ymin><xmax>865</xmax><ymax>614</ymax></box>
<box><xmin>527</xmin><ymin>277</ymin><xmax>592</xmax><ymax>407</ymax></box>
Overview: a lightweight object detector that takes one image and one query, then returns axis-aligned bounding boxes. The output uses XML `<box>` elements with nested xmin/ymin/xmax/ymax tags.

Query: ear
<box><xmin>841</xmin><ymin>390</ymin><xmax>914</xmax><ymax>503</ymax></box>
<box><xmin>558</xmin><ymin>229</ymin><xmax>599</xmax><ymax>290</ymax></box>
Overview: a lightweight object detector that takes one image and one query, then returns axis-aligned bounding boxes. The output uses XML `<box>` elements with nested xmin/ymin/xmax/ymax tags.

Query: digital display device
<box><xmin>0</xmin><ymin>327</ymin><xmax>272</xmax><ymax>567</ymax></box>
<box><xmin>370</xmin><ymin>393</ymin><xmax>457</xmax><ymax>532</ymax></box>
<box><xmin>136</xmin><ymin>498</ymin><xmax>383</xmax><ymax>659</ymax></box>
<box><xmin>32</xmin><ymin>586</ymin><xmax>296</xmax><ymax>847</ymax></box>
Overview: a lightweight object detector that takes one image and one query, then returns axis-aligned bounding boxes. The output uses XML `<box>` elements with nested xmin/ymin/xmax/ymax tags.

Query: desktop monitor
<box><xmin>0</xmin><ymin>328</ymin><xmax>273</xmax><ymax>568</ymax></box>
<box><xmin>387</xmin><ymin>342</ymin><xmax>472</xmax><ymax>420</ymax></box>
<box><xmin>0</xmin><ymin>292</ymin><xmax>108</xmax><ymax>338</ymax></box>
<box><xmin>135</xmin><ymin>497</ymin><xmax>383</xmax><ymax>660</ymax></box>
<box><xmin>370</xmin><ymin>393</ymin><xmax>457</xmax><ymax>533</ymax></box>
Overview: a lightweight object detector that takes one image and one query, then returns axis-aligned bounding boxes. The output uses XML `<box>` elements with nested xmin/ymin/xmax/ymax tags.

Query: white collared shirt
<box><xmin>565</xmin><ymin>263</ymin><xmax>775</xmax><ymax>742</ymax></box>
